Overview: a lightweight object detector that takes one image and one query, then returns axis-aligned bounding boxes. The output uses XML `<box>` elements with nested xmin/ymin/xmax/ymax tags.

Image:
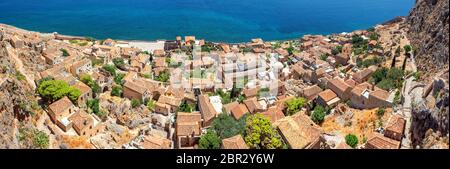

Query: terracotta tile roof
<box><xmin>328</xmin><ymin>78</ymin><xmax>351</xmax><ymax>93</ymax></box>
<box><xmin>275</xmin><ymin>48</ymin><xmax>289</xmax><ymax>56</ymax></box>
<box><xmin>177</xmin><ymin>112</ymin><xmax>203</xmax><ymax>123</ymax></box>
<box><xmin>243</xmin><ymin>86</ymin><xmax>261</xmax><ymax>98</ymax></box>
<box><xmin>385</xmin><ymin>115</ymin><xmax>406</xmax><ymax>136</ymax></box>
<box><xmin>48</xmin><ymin>97</ymin><xmax>74</xmax><ymax>115</ymax></box>
<box><xmin>318</xmin><ymin>89</ymin><xmax>338</xmax><ymax>102</ymax></box>
<box><xmin>69</xmin><ymin>110</ymin><xmax>93</xmax><ymax>132</ymax></box>
<box><xmin>345</xmin><ymin>79</ymin><xmax>357</xmax><ymax>88</ymax></box>
<box><xmin>123</xmin><ymin>71</ymin><xmax>137</xmax><ymax>82</ymax></box>
<box><xmin>123</xmin><ymin>80</ymin><xmax>148</xmax><ymax>95</ymax></box>
<box><xmin>140</xmin><ymin>135</ymin><xmax>172</xmax><ymax>149</ymax></box>
<box><xmin>176</xmin><ymin>112</ymin><xmax>202</xmax><ymax>137</ymax></box>
<box><xmin>134</xmin><ymin>78</ymin><xmax>166</xmax><ymax>94</ymax></box>
<box><xmin>243</xmin><ymin>97</ymin><xmax>263</xmax><ymax>113</ymax></box>
<box><xmin>302</xmin><ymin>85</ymin><xmax>323</xmax><ymax>99</ymax></box>
<box><xmin>222</xmin><ymin>135</ymin><xmax>249</xmax><ymax>149</ymax></box>
<box><xmin>71</xmin><ymin>59</ymin><xmax>91</xmax><ymax>70</ymax></box>
<box><xmin>158</xmin><ymin>95</ymin><xmax>182</xmax><ymax>107</ymax></box>
<box><xmin>273</xmin><ymin>113</ymin><xmax>321</xmax><ymax>149</ymax></box>
<box><xmin>291</xmin><ymin>63</ymin><xmax>304</xmax><ymax>75</ymax></box>
<box><xmin>370</xmin><ymin>89</ymin><xmax>390</xmax><ymax>101</ymax></box>
<box><xmin>352</xmin><ymin>68</ymin><xmax>373</xmax><ymax>81</ymax></box>
<box><xmin>198</xmin><ymin>95</ymin><xmax>218</xmax><ymax>123</ymax></box>
<box><xmin>166</xmin><ymin>86</ymin><xmax>185</xmax><ymax>99</ymax></box>
<box><xmin>223</xmin><ymin>102</ymin><xmax>239</xmax><ymax>114</ymax></box>
<box><xmin>350</xmin><ymin>82</ymin><xmax>372</xmax><ymax>96</ymax></box>
<box><xmin>261</xmin><ymin>107</ymin><xmax>285</xmax><ymax>123</ymax></box>
<box><xmin>176</xmin><ymin>122</ymin><xmax>201</xmax><ymax>136</ymax></box>
<box><xmin>72</xmin><ymin>82</ymin><xmax>91</xmax><ymax>95</ymax></box>
<box><xmin>366</xmin><ymin>133</ymin><xmax>400</xmax><ymax>149</ymax></box>
<box><xmin>230</xmin><ymin>104</ymin><xmax>249</xmax><ymax>120</ymax></box>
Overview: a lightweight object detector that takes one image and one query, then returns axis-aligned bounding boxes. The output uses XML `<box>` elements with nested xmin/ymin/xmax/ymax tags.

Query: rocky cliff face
<box><xmin>0</xmin><ymin>41</ymin><xmax>38</xmax><ymax>149</ymax></box>
<box><xmin>407</xmin><ymin>0</ymin><xmax>449</xmax><ymax>149</ymax></box>
<box><xmin>407</xmin><ymin>0</ymin><xmax>449</xmax><ymax>73</ymax></box>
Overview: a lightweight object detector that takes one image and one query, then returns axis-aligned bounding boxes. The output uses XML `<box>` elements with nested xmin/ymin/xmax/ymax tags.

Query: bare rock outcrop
<box><xmin>407</xmin><ymin>0</ymin><xmax>449</xmax><ymax>73</ymax></box>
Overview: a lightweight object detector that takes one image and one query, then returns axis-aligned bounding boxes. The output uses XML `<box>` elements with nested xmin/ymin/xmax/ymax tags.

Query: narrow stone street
<box><xmin>400</xmin><ymin>55</ymin><xmax>421</xmax><ymax>149</ymax></box>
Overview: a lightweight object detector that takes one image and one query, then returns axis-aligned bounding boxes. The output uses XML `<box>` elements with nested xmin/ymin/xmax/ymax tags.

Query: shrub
<box><xmin>15</xmin><ymin>71</ymin><xmax>26</xmax><ymax>81</ymax></box>
<box><xmin>131</xmin><ymin>99</ymin><xmax>141</xmax><ymax>108</ymax></box>
<box><xmin>87</xmin><ymin>99</ymin><xmax>100</xmax><ymax>115</ymax></box>
<box><xmin>376</xmin><ymin>107</ymin><xmax>386</xmax><ymax>117</ymax></box>
<box><xmin>111</xmin><ymin>85</ymin><xmax>122</xmax><ymax>97</ymax></box>
<box><xmin>345</xmin><ymin>134</ymin><xmax>358</xmax><ymax>148</ymax></box>
<box><xmin>114</xmin><ymin>73</ymin><xmax>125</xmax><ymax>85</ymax></box>
<box><xmin>177</xmin><ymin>100</ymin><xmax>194</xmax><ymax>112</ymax></box>
<box><xmin>60</xmin><ymin>49</ymin><xmax>69</xmax><ymax>57</ymax></box>
<box><xmin>102</xmin><ymin>64</ymin><xmax>117</xmax><ymax>76</ymax></box>
<box><xmin>198</xmin><ymin>130</ymin><xmax>221</xmax><ymax>149</ymax></box>
<box><xmin>311</xmin><ymin>105</ymin><xmax>326</xmax><ymax>124</ymax></box>
<box><xmin>320</xmin><ymin>54</ymin><xmax>328</xmax><ymax>61</ymax></box>
<box><xmin>33</xmin><ymin>131</ymin><xmax>49</xmax><ymax>149</ymax></box>
<box><xmin>112</xmin><ymin>57</ymin><xmax>125</xmax><ymax>69</ymax></box>
<box><xmin>146</xmin><ymin>99</ymin><xmax>156</xmax><ymax>111</ymax></box>
<box><xmin>155</xmin><ymin>70</ymin><xmax>170</xmax><ymax>82</ymax></box>
<box><xmin>80</xmin><ymin>74</ymin><xmax>100</xmax><ymax>93</ymax></box>
<box><xmin>369</xmin><ymin>32</ymin><xmax>379</xmax><ymax>40</ymax></box>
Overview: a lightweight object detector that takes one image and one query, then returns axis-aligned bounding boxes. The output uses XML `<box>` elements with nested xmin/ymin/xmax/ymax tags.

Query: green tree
<box><xmin>114</xmin><ymin>73</ymin><xmax>125</xmax><ymax>85</ymax></box>
<box><xmin>284</xmin><ymin>97</ymin><xmax>306</xmax><ymax>116</ymax></box>
<box><xmin>80</xmin><ymin>74</ymin><xmax>100</xmax><ymax>93</ymax></box>
<box><xmin>177</xmin><ymin>100</ymin><xmax>194</xmax><ymax>112</ymax></box>
<box><xmin>113</xmin><ymin>57</ymin><xmax>126</xmax><ymax>69</ymax></box>
<box><xmin>370</xmin><ymin>67</ymin><xmax>388</xmax><ymax>84</ymax></box>
<box><xmin>212</xmin><ymin>113</ymin><xmax>247</xmax><ymax>139</ymax></box>
<box><xmin>244</xmin><ymin>114</ymin><xmax>283</xmax><ymax>149</ymax></box>
<box><xmin>131</xmin><ymin>99</ymin><xmax>141</xmax><ymax>108</ymax></box>
<box><xmin>387</xmin><ymin>67</ymin><xmax>404</xmax><ymax>88</ymax></box>
<box><xmin>102</xmin><ymin>64</ymin><xmax>117</xmax><ymax>76</ymax></box>
<box><xmin>376</xmin><ymin>79</ymin><xmax>395</xmax><ymax>90</ymax></box>
<box><xmin>87</xmin><ymin>99</ymin><xmax>100</xmax><ymax>115</ymax></box>
<box><xmin>111</xmin><ymin>85</ymin><xmax>123</xmax><ymax>97</ymax></box>
<box><xmin>345</xmin><ymin>134</ymin><xmax>358</xmax><ymax>148</ymax></box>
<box><xmin>198</xmin><ymin>130</ymin><xmax>221</xmax><ymax>149</ymax></box>
<box><xmin>311</xmin><ymin>105</ymin><xmax>326</xmax><ymax>124</ymax></box>
<box><xmin>37</xmin><ymin>80</ymin><xmax>81</xmax><ymax>103</ymax></box>
<box><xmin>155</xmin><ymin>70</ymin><xmax>170</xmax><ymax>82</ymax></box>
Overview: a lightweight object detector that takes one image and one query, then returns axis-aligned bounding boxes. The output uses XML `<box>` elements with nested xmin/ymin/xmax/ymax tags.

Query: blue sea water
<box><xmin>0</xmin><ymin>0</ymin><xmax>414</xmax><ymax>43</ymax></box>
